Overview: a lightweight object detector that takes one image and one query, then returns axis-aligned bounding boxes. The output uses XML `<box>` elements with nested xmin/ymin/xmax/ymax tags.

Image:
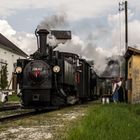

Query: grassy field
<box><xmin>66</xmin><ymin>103</ymin><xmax>140</xmax><ymax>140</ymax></box>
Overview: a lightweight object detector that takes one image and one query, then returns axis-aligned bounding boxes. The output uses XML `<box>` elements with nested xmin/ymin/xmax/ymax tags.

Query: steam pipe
<box><xmin>36</xmin><ymin>29</ymin><xmax>49</xmax><ymax>55</ymax></box>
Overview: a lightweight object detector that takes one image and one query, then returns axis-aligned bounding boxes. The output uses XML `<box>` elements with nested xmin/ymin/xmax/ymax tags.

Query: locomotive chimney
<box><xmin>37</xmin><ymin>29</ymin><xmax>49</xmax><ymax>55</ymax></box>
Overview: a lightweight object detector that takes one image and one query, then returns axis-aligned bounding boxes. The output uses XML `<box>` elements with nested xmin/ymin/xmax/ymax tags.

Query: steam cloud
<box><xmin>56</xmin><ymin>34</ymin><xmax>108</xmax><ymax>75</ymax></box>
<box><xmin>37</xmin><ymin>12</ymin><xmax>121</xmax><ymax>75</ymax></box>
<box><xmin>37</xmin><ymin>12</ymin><xmax>68</xmax><ymax>30</ymax></box>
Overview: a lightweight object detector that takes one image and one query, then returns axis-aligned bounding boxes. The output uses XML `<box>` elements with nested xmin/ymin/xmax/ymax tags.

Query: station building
<box><xmin>0</xmin><ymin>33</ymin><xmax>28</xmax><ymax>90</ymax></box>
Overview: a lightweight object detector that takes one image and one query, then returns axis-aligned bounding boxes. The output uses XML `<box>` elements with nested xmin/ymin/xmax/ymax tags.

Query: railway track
<box><xmin>0</xmin><ymin>106</ymin><xmax>59</xmax><ymax>123</ymax></box>
<box><xmin>0</xmin><ymin>110</ymin><xmax>36</xmax><ymax>123</ymax></box>
<box><xmin>0</xmin><ymin>100</ymin><xmax>98</xmax><ymax>123</ymax></box>
<box><xmin>0</xmin><ymin>104</ymin><xmax>21</xmax><ymax>111</ymax></box>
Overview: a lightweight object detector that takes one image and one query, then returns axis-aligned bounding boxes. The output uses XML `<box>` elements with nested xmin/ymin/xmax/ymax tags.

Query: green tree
<box><xmin>0</xmin><ymin>64</ymin><xmax>8</xmax><ymax>89</ymax></box>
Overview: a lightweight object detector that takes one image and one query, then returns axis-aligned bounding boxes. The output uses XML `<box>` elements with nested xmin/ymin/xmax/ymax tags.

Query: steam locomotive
<box><xmin>16</xmin><ymin>29</ymin><xmax>97</xmax><ymax>109</ymax></box>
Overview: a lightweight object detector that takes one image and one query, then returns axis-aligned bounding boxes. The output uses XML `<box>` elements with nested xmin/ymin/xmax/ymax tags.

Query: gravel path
<box><xmin>0</xmin><ymin>102</ymin><xmax>97</xmax><ymax>140</ymax></box>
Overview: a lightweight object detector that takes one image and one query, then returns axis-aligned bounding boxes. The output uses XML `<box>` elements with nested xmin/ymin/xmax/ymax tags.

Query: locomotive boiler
<box><xmin>16</xmin><ymin>29</ymin><xmax>97</xmax><ymax>109</ymax></box>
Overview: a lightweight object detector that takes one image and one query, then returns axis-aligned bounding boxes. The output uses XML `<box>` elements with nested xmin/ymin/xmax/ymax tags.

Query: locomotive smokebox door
<box><xmin>23</xmin><ymin>60</ymin><xmax>52</xmax><ymax>88</ymax></box>
<box><xmin>21</xmin><ymin>60</ymin><xmax>52</xmax><ymax>107</ymax></box>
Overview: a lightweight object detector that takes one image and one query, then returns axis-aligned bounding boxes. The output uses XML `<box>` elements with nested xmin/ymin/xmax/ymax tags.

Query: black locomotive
<box><xmin>16</xmin><ymin>29</ymin><xmax>97</xmax><ymax>108</ymax></box>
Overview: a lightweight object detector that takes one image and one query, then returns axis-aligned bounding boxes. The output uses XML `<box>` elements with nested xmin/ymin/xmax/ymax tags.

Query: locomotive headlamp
<box><xmin>53</xmin><ymin>65</ymin><xmax>60</xmax><ymax>73</ymax></box>
<box><xmin>15</xmin><ymin>67</ymin><xmax>22</xmax><ymax>73</ymax></box>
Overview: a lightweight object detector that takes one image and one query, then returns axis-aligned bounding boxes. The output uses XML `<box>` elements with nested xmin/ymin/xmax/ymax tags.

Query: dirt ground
<box><xmin>0</xmin><ymin>102</ymin><xmax>96</xmax><ymax>140</ymax></box>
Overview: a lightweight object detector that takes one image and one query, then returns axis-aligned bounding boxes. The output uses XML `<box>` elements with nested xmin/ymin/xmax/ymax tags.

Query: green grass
<box><xmin>67</xmin><ymin>103</ymin><xmax>140</xmax><ymax>140</ymax></box>
<box><xmin>0</xmin><ymin>94</ymin><xmax>20</xmax><ymax>106</ymax></box>
<box><xmin>8</xmin><ymin>94</ymin><xmax>20</xmax><ymax>102</ymax></box>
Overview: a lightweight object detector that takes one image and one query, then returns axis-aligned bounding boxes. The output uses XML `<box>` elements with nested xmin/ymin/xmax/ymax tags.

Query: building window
<box><xmin>13</xmin><ymin>63</ymin><xmax>17</xmax><ymax>69</ymax></box>
<box><xmin>129</xmin><ymin>61</ymin><xmax>131</xmax><ymax>68</ymax></box>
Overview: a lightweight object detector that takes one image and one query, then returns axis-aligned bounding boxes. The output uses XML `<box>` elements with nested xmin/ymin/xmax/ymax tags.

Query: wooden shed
<box><xmin>125</xmin><ymin>46</ymin><xmax>140</xmax><ymax>103</ymax></box>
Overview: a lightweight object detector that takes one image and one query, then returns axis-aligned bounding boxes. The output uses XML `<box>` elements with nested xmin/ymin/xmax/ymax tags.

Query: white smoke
<box><xmin>54</xmin><ymin>35</ymin><xmax>108</xmax><ymax>74</ymax></box>
<box><xmin>37</xmin><ymin>12</ymin><xmax>68</xmax><ymax>30</ymax></box>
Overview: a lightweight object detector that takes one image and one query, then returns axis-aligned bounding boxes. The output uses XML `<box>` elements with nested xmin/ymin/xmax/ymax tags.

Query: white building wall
<box><xmin>0</xmin><ymin>46</ymin><xmax>26</xmax><ymax>89</ymax></box>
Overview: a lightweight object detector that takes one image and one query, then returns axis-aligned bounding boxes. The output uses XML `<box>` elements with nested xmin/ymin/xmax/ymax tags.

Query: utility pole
<box><xmin>125</xmin><ymin>1</ymin><xmax>128</xmax><ymax>51</ymax></box>
<box><xmin>119</xmin><ymin>1</ymin><xmax>128</xmax><ymax>102</ymax></box>
<box><xmin>119</xmin><ymin>1</ymin><xmax>128</xmax><ymax>52</ymax></box>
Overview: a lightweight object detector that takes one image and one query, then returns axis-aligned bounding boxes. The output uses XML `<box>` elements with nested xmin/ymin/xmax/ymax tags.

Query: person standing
<box><xmin>112</xmin><ymin>77</ymin><xmax>124</xmax><ymax>103</ymax></box>
<box><xmin>112</xmin><ymin>79</ymin><xmax>119</xmax><ymax>103</ymax></box>
<box><xmin>112</xmin><ymin>77</ymin><xmax>121</xmax><ymax>103</ymax></box>
<box><xmin>118</xmin><ymin>77</ymin><xmax>124</xmax><ymax>102</ymax></box>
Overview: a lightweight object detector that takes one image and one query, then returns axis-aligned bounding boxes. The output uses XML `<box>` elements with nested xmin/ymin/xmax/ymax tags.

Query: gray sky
<box><xmin>0</xmin><ymin>0</ymin><xmax>140</xmax><ymax>72</ymax></box>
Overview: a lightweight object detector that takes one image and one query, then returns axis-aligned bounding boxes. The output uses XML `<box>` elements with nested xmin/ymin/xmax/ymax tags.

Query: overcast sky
<box><xmin>0</xmin><ymin>0</ymin><xmax>140</xmax><ymax>72</ymax></box>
